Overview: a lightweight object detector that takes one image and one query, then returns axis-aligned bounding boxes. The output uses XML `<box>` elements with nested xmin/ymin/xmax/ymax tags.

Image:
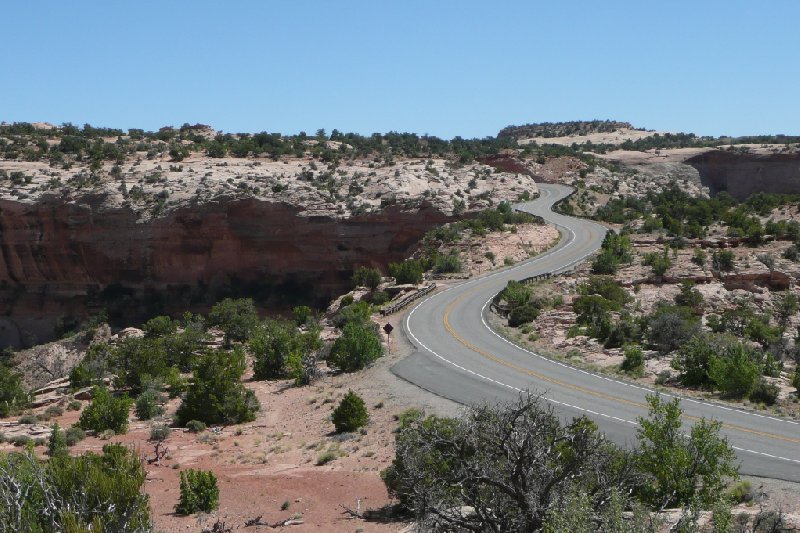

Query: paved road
<box><xmin>393</xmin><ymin>183</ymin><xmax>800</xmax><ymax>482</ymax></box>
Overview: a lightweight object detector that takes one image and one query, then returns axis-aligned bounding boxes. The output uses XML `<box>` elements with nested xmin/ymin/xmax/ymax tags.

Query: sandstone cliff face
<box><xmin>0</xmin><ymin>194</ymin><xmax>452</xmax><ymax>347</ymax></box>
<box><xmin>686</xmin><ymin>151</ymin><xmax>800</xmax><ymax>200</ymax></box>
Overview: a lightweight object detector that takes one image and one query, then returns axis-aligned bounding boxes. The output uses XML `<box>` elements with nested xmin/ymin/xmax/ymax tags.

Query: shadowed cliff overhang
<box><xmin>0</xmin><ymin>193</ymin><xmax>453</xmax><ymax>347</ymax></box>
<box><xmin>686</xmin><ymin>150</ymin><xmax>800</xmax><ymax>201</ymax></box>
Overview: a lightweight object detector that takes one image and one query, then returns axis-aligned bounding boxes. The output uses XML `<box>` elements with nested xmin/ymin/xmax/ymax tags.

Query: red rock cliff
<box><xmin>0</xmin><ymin>194</ymin><xmax>452</xmax><ymax>347</ymax></box>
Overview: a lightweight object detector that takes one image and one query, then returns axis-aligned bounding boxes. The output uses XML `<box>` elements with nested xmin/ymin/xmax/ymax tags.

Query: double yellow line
<box><xmin>443</xmin><ymin>291</ymin><xmax>800</xmax><ymax>446</ymax></box>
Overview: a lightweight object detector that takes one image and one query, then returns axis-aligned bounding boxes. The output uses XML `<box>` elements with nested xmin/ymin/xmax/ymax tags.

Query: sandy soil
<box><xmin>1</xmin><ymin>309</ymin><xmax>458</xmax><ymax>532</ymax></box>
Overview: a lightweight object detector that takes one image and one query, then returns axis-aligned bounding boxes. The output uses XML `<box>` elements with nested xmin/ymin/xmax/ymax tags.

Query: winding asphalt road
<box><xmin>393</xmin><ymin>183</ymin><xmax>800</xmax><ymax>482</ymax></box>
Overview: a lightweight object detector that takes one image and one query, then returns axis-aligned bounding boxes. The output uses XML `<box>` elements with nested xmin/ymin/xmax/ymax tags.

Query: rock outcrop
<box><xmin>686</xmin><ymin>150</ymin><xmax>800</xmax><ymax>200</ymax></box>
<box><xmin>0</xmin><ymin>193</ymin><xmax>453</xmax><ymax>347</ymax></box>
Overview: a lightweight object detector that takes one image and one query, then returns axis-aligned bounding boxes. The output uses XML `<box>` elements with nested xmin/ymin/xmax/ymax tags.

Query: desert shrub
<box><xmin>317</xmin><ymin>451</ymin><xmax>338</xmax><ymax>465</ymax></box>
<box><xmin>728</xmin><ymin>480</ymin><xmax>755</xmax><ymax>504</ymax></box>
<box><xmin>383</xmin><ymin>394</ymin><xmax>645</xmax><ymax>530</ymax></box>
<box><xmin>748</xmin><ymin>378</ymin><xmax>779</xmax><ymax>405</ymax></box>
<box><xmin>208</xmin><ymin>297</ymin><xmax>259</xmax><ymax>345</ymax></box>
<box><xmin>18</xmin><ymin>414</ymin><xmax>37</xmax><ymax>424</ymax></box>
<box><xmin>0</xmin><ymin>361</ymin><xmax>29</xmax><ymax>418</ymax></box>
<box><xmin>646</xmin><ymin>304</ymin><xmax>700</xmax><ymax>354</ymax></box>
<box><xmin>328</xmin><ymin>321</ymin><xmax>383</xmax><ymax>372</ymax></box>
<box><xmin>44</xmin><ymin>405</ymin><xmax>64</xmax><ymax>419</ymax></box>
<box><xmin>783</xmin><ymin>245</ymin><xmax>799</xmax><ymax>262</ymax></box>
<box><xmin>292</xmin><ymin>305</ymin><xmax>313</xmax><ymax>326</ymax></box>
<box><xmin>674</xmin><ymin>280</ymin><xmax>704</xmax><ymax>311</ymax></box>
<box><xmin>175</xmin><ymin>347</ymin><xmax>259</xmax><ymax>426</ymax></box>
<box><xmin>332</xmin><ymin>390</ymin><xmax>369</xmax><ymax>433</ymax></box>
<box><xmin>433</xmin><ymin>252</ymin><xmax>463</xmax><ymax>274</ymax></box>
<box><xmin>149</xmin><ymin>423</ymin><xmax>171</xmax><ymax>442</ymax></box>
<box><xmin>672</xmin><ymin>333</ymin><xmax>723</xmax><ymax>388</ymax></box>
<box><xmin>591</xmin><ymin>233</ymin><xmax>633</xmax><ymax>274</ymax></box>
<box><xmin>175</xmin><ymin>469</ymin><xmax>219</xmax><ymax>515</ymax></box>
<box><xmin>134</xmin><ymin>388</ymin><xmax>163</xmax><ymax>421</ymax></box>
<box><xmin>250</xmin><ymin>318</ymin><xmax>321</xmax><ymax>380</ymax></box>
<box><xmin>620</xmin><ymin>345</ymin><xmax>644</xmax><ymax>375</ymax></box>
<box><xmin>64</xmin><ymin>426</ymin><xmax>86</xmax><ymax>446</ymax></box>
<box><xmin>185</xmin><ymin>420</ymin><xmax>206</xmax><ymax>433</ymax></box>
<box><xmin>47</xmin><ymin>423</ymin><xmax>68</xmax><ymax>458</ymax></box>
<box><xmin>78</xmin><ymin>387</ymin><xmax>133</xmax><ymax>434</ymax></box>
<box><xmin>389</xmin><ymin>259</ymin><xmax>424</xmax><ymax>284</ymax></box>
<box><xmin>369</xmin><ymin>290</ymin><xmax>391</xmax><ymax>306</ymax></box>
<box><xmin>66</xmin><ymin>400</ymin><xmax>82</xmax><ymax>411</ymax></box>
<box><xmin>691</xmin><ymin>248</ymin><xmax>707</xmax><ymax>267</ymax></box>
<box><xmin>578</xmin><ymin>276</ymin><xmax>631</xmax><ymax>308</ymax></box>
<box><xmin>352</xmin><ymin>266</ymin><xmax>382</xmax><ymax>290</ymax></box>
<box><xmin>332</xmin><ymin>299</ymin><xmax>372</xmax><ymax>328</ymax></box>
<box><xmin>642</xmin><ymin>250</ymin><xmax>672</xmax><ymax>279</ymax></box>
<box><xmin>0</xmin><ymin>444</ymin><xmax>150</xmax><ymax>531</ymax></box>
<box><xmin>709</xmin><ymin>344</ymin><xmax>760</xmax><ymax>399</ymax></box>
<box><xmin>637</xmin><ymin>395</ymin><xmax>738</xmax><ymax>508</ymax></box>
<box><xmin>793</xmin><ymin>369</ymin><xmax>800</xmax><ymax>393</ymax></box>
<box><xmin>499</xmin><ymin>280</ymin><xmax>533</xmax><ymax>309</ymax></box>
<box><xmin>340</xmin><ymin>294</ymin><xmax>354</xmax><ymax>307</ymax></box>
<box><xmin>111</xmin><ymin>336</ymin><xmax>169</xmax><ymax>393</ymax></box>
<box><xmin>508</xmin><ymin>304</ymin><xmax>539</xmax><ymax>327</ymax></box>
<box><xmin>712</xmin><ymin>250</ymin><xmax>736</xmax><ymax>272</ymax></box>
<box><xmin>69</xmin><ymin>342</ymin><xmax>112</xmax><ymax>390</ymax></box>
<box><xmin>143</xmin><ymin>315</ymin><xmax>176</xmax><ymax>338</ymax></box>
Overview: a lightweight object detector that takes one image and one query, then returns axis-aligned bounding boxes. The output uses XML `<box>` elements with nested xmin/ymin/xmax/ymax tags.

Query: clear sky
<box><xmin>2</xmin><ymin>1</ymin><xmax>798</xmax><ymax>138</ymax></box>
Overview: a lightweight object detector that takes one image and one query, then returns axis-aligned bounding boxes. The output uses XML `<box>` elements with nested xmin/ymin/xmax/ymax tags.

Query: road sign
<box><xmin>383</xmin><ymin>323</ymin><xmax>394</xmax><ymax>335</ymax></box>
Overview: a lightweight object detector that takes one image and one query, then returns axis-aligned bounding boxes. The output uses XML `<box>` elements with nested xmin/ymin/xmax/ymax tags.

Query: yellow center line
<box><xmin>443</xmin><ymin>290</ymin><xmax>800</xmax><ymax>446</ymax></box>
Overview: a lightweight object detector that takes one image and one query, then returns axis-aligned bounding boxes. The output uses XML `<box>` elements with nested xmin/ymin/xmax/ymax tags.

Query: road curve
<box><xmin>393</xmin><ymin>183</ymin><xmax>800</xmax><ymax>483</ymax></box>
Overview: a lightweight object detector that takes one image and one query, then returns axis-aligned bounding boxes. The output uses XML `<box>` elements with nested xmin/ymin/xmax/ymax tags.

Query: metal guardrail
<box><xmin>380</xmin><ymin>283</ymin><xmax>436</xmax><ymax>316</ymax></box>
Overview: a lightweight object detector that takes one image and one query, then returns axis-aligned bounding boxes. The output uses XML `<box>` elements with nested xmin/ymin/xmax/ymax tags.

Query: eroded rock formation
<box><xmin>686</xmin><ymin>150</ymin><xmax>800</xmax><ymax>200</ymax></box>
<box><xmin>0</xmin><ymin>193</ymin><xmax>452</xmax><ymax>347</ymax></box>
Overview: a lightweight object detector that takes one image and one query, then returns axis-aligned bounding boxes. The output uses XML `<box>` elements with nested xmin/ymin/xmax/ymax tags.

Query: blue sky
<box><xmin>2</xmin><ymin>1</ymin><xmax>798</xmax><ymax>138</ymax></box>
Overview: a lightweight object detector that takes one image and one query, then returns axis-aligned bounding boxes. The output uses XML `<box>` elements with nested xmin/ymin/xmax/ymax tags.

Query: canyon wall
<box><xmin>0</xmin><ymin>194</ymin><xmax>452</xmax><ymax>347</ymax></box>
<box><xmin>685</xmin><ymin>151</ymin><xmax>800</xmax><ymax>200</ymax></box>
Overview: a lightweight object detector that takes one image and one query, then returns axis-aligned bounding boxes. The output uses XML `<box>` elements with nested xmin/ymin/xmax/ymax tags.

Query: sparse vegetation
<box><xmin>78</xmin><ymin>386</ymin><xmax>133</xmax><ymax>434</ymax></box>
<box><xmin>332</xmin><ymin>390</ymin><xmax>369</xmax><ymax>433</ymax></box>
<box><xmin>175</xmin><ymin>468</ymin><xmax>219</xmax><ymax>515</ymax></box>
<box><xmin>175</xmin><ymin>347</ymin><xmax>260</xmax><ymax>426</ymax></box>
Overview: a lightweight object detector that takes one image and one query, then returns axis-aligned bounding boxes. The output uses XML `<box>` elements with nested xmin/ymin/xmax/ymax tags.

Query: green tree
<box><xmin>0</xmin><ymin>444</ymin><xmax>150</xmax><ymax>532</ymax></box>
<box><xmin>0</xmin><ymin>362</ymin><xmax>29</xmax><ymax>418</ymax></box>
<box><xmin>176</xmin><ymin>347</ymin><xmax>259</xmax><ymax>426</ymax></box>
<box><xmin>691</xmin><ymin>248</ymin><xmax>707</xmax><ymax>267</ymax></box>
<box><xmin>637</xmin><ymin>395</ymin><xmax>738</xmax><ymax>508</ymax></box>
<box><xmin>249</xmin><ymin>318</ymin><xmax>322</xmax><ymax>380</ymax></box>
<box><xmin>709</xmin><ymin>344</ymin><xmax>760</xmax><ymax>398</ymax></box>
<box><xmin>674</xmin><ymin>281</ymin><xmax>704</xmax><ymax>312</ymax></box>
<box><xmin>208</xmin><ymin>297</ymin><xmax>259</xmax><ymax>346</ymax></box>
<box><xmin>646</xmin><ymin>304</ymin><xmax>700</xmax><ymax>354</ymax></box>
<box><xmin>389</xmin><ymin>259</ymin><xmax>424</xmax><ymax>284</ymax></box>
<box><xmin>352</xmin><ymin>266</ymin><xmax>382</xmax><ymax>290</ymax></box>
<box><xmin>672</xmin><ymin>334</ymin><xmax>719</xmax><ymax>388</ymax></box>
<box><xmin>78</xmin><ymin>386</ymin><xmax>133</xmax><ymax>434</ymax></box>
<box><xmin>383</xmin><ymin>395</ymin><xmax>642</xmax><ymax>532</ymax></box>
<box><xmin>642</xmin><ymin>250</ymin><xmax>672</xmax><ymax>280</ymax></box>
<box><xmin>332</xmin><ymin>390</ymin><xmax>369</xmax><ymax>433</ymax></box>
<box><xmin>620</xmin><ymin>345</ymin><xmax>644</xmax><ymax>375</ymax></box>
<box><xmin>134</xmin><ymin>388</ymin><xmax>163</xmax><ymax>420</ymax></box>
<box><xmin>712</xmin><ymin>250</ymin><xmax>735</xmax><ymax>272</ymax></box>
<box><xmin>143</xmin><ymin>315</ymin><xmax>176</xmax><ymax>338</ymax></box>
<box><xmin>47</xmin><ymin>423</ymin><xmax>68</xmax><ymax>458</ymax></box>
<box><xmin>591</xmin><ymin>233</ymin><xmax>633</xmax><ymax>274</ymax></box>
<box><xmin>175</xmin><ymin>469</ymin><xmax>219</xmax><ymax>515</ymax></box>
<box><xmin>328</xmin><ymin>321</ymin><xmax>383</xmax><ymax>372</ymax></box>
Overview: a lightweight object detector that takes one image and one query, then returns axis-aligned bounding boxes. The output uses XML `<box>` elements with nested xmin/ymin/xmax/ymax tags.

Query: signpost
<box><xmin>383</xmin><ymin>323</ymin><xmax>394</xmax><ymax>353</ymax></box>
